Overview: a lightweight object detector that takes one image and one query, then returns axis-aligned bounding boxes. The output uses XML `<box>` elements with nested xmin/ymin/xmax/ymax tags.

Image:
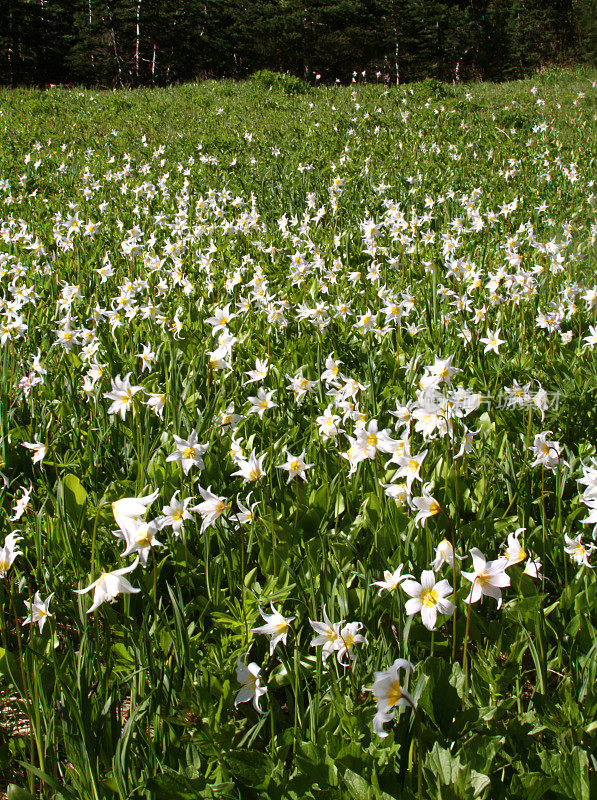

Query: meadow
<box><xmin>0</xmin><ymin>67</ymin><xmax>595</xmax><ymax>799</ymax></box>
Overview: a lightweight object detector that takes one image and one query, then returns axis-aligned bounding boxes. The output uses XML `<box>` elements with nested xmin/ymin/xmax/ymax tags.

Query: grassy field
<box><xmin>0</xmin><ymin>67</ymin><xmax>596</xmax><ymax>799</ymax></box>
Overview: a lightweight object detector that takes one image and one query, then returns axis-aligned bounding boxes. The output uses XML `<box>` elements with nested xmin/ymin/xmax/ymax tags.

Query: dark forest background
<box><xmin>1</xmin><ymin>0</ymin><xmax>595</xmax><ymax>88</ymax></box>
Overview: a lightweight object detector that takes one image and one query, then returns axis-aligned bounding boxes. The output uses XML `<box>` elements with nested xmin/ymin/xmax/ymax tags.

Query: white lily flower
<box><xmin>22</xmin><ymin>439</ymin><xmax>48</xmax><ymax>465</ymax></box>
<box><xmin>370</xmin><ymin>564</ymin><xmax>413</xmax><ymax>595</ymax></box>
<box><xmin>401</xmin><ymin>570</ymin><xmax>455</xmax><ymax>630</ymax></box>
<box><xmin>112</xmin><ymin>488</ymin><xmax>159</xmax><ymax>540</ymax></box>
<box><xmin>368</xmin><ymin>658</ymin><xmax>415</xmax><ymax>738</ymax></box>
<box><xmin>235</xmin><ymin>656</ymin><xmax>267</xmax><ymax>713</ymax></box>
<box><xmin>23</xmin><ymin>591</ymin><xmax>54</xmax><ymax>632</ymax></box>
<box><xmin>462</xmin><ymin>548</ymin><xmax>510</xmax><ymax>608</ymax></box>
<box><xmin>251</xmin><ymin>604</ymin><xmax>295</xmax><ymax>655</ymax></box>
<box><xmin>75</xmin><ymin>558</ymin><xmax>140</xmax><ymax>613</ymax></box>
<box><xmin>191</xmin><ymin>486</ymin><xmax>227</xmax><ymax>532</ymax></box>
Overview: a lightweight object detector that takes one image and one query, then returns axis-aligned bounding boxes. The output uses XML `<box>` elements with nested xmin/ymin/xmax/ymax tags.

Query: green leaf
<box><xmin>7</xmin><ymin>786</ymin><xmax>35</xmax><ymax>800</ymax></box>
<box><xmin>556</xmin><ymin>746</ymin><xmax>590</xmax><ymax>800</ymax></box>
<box><xmin>19</xmin><ymin>764</ymin><xmax>77</xmax><ymax>799</ymax></box>
<box><xmin>59</xmin><ymin>473</ymin><xmax>87</xmax><ymax>522</ymax></box>
<box><xmin>145</xmin><ymin>772</ymin><xmax>207</xmax><ymax>799</ymax></box>
<box><xmin>510</xmin><ymin>772</ymin><xmax>557</xmax><ymax>800</ymax></box>
<box><xmin>418</xmin><ymin>657</ymin><xmax>460</xmax><ymax>735</ymax></box>
<box><xmin>0</xmin><ymin>647</ymin><xmax>23</xmax><ymax>691</ymax></box>
<box><xmin>223</xmin><ymin>749</ymin><xmax>274</xmax><ymax>787</ymax></box>
<box><xmin>424</xmin><ymin>744</ymin><xmax>490</xmax><ymax>799</ymax></box>
<box><xmin>343</xmin><ymin>768</ymin><xmax>373</xmax><ymax>800</ymax></box>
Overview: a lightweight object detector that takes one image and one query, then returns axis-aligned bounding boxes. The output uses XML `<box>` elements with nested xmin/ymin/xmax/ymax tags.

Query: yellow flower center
<box><xmin>183</xmin><ymin>446</ymin><xmax>195</xmax><ymax>459</ymax></box>
<box><xmin>215</xmin><ymin>500</ymin><xmax>225</xmax><ymax>514</ymax></box>
<box><xmin>241</xmin><ymin>674</ymin><xmax>256</xmax><ymax>689</ymax></box>
<box><xmin>420</xmin><ymin>587</ymin><xmax>439</xmax><ymax>607</ymax></box>
<box><xmin>367</xmin><ymin>433</ymin><xmax>378</xmax><ymax>446</ymax></box>
<box><xmin>511</xmin><ymin>546</ymin><xmax>526</xmax><ymax>563</ymax></box>
<box><xmin>172</xmin><ymin>509</ymin><xmax>183</xmax><ymax>521</ymax></box>
<box><xmin>387</xmin><ymin>679</ymin><xmax>403</xmax><ymax>707</ymax></box>
<box><xmin>136</xmin><ymin>529</ymin><xmax>153</xmax><ymax>547</ymax></box>
<box><xmin>259</xmin><ymin>399</ymin><xmax>268</xmax><ymax>410</ymax></box>
<box><xmin>477</xmin><ymin>569</ymin><xmax>491</xmax><ymax>587</ymax></box>
<box><xmin>428</xmin><ymin>500</ymin><xmax>440</xmax><ymax>515</ymax></box>
<box><xmin>290</xmin><ymin>460</ymin><xmax>302</xmax><ymax>472</ymax></box>
<box><xmin>408</xmin><ymin>459</ymin><xmax>419</xmax><ymax>472</ymax></box>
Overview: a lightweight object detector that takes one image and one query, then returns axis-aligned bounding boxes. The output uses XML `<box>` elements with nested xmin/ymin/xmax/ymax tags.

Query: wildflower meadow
<box><xmin>0</xmin><ymin>68</ymin><xmax>596</xmax><ymax>798</ymax></box>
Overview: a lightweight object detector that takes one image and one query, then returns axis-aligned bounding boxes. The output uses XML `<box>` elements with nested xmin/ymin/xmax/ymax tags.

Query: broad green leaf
<box><xmin>343</xmin><ymin>768</ymin><xmax>373</xmax><ymax>800</ymax></box>
<box><xmin>59</xmin><ymin>473</ymin><xmax>88</xmax><ymax>522</ymax></box>
<box><xmin>223</xmin><ymin>749</ymin><xmax>274</xmax><ymax>787</ymax></box>
<box><xmin>7</xmin><ymin>786</ymin><xmax>35</xmax><ymax>800</ymax></box>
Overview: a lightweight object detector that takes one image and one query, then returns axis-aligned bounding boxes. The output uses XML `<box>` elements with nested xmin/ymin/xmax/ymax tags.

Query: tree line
<box><xmin>1</xmin><ymin>0</ymin><xmax>595</xmax><ymax>88</ymax></box>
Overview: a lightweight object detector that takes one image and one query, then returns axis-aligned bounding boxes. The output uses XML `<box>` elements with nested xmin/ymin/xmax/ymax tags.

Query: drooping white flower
<box><xmin>251</xmin><ymin>604</ymin><xmax>295</xmax><ymax>655</ymax></box>
<box><xmin>245</xmin><ymin>356</ymin><xmax>269</xmax><ymax>384</ymax></box>
<box><xmin>564</xmin><ymin>533</ymin><xmax>595</xmax><ymax>567</ymax></box>
<box><xmin>23</xmin><ymin>591</ymin><xmax>54</xmax><ymax>633</ymax></box>
<box><xmin>247</xmin><ymin>388</ymin><xmax>277</xmax><ymax>418</ymax></box>
<box><xmin>22</xmin><ymin>438</ymin><xmax>47</xmax><ymax>465</ymax></box>
<box><xmin>503</xmin><ymin>528</ymin><xmax>527</xmax><ymax>566</ymax></box>
<box><xmin>235</xmin><ymin>656</ymin><xmax>267</xmax><ymax>713</ymax></box>
<box><xmin>368</xmin><ymin>658</ymin><xmax>415</xmax><ymax>738</ymax></box>
<box><xmin>411</xmin><ymin>483</ymin><xmax>441</xmax><ymax>527</ymax></box>
<box><xmin>462</xmin><ymin>548</ymin><xmax>510</xmax><ymax>608</ymax></box>
<box><xmin>0</xmin><ymin>532</ymin><xmax>23</xmax><ymax>577</ymax></box>
<box><xmin>10</xmin><ymin>485</ymin><xmax>32</xmax><ymax>522</ymax></box>
<box><xmin>112</xmin><ymin>488</ymin><xmax>159</xmax><ymax>540</ymax></box>
<box><xmin>235</xmin><ymin>494</ymin><xmax>259</xmax><ymax>525</ymax></box>
<box><xmin>103</xmin><ymin>373</ymin><xmax>143</xmax><ymax>420</ymax></box>
<box><xmin>75</xmin><ymin>559</ymin><xmax>140</xmax><ymax>613</ymax></box>
<box><xmin>191</xmin><ymin>486</ymin><xmax>227</xmax><ymax>532</ymax></box>
<box><xmin>430</xmin><ymin>538</ymin><xmax>459</xmax><ymax>571</ymax></box>
<box><xmin>336</xmin><ymin>621</ymin><xmax>368</xmax><ymax>666</ymax></box>
<box><xmin>145</xmin><ymin>391</ymin><xmax>166</xmax><ymax>418</ymax></box>
<box><xmin>160</xmin><ymin>490</ymin><xmax>194</xmax><ymax>535</ymax></box>
<box><xmin>309</xmin><ymin>606</ymin><xmax>344</xmax><ymax>664</ymax></box>
<box><xmin>113</xmin><ymin>519</ymin><xmax>164</xmax><ymax>567</ymax></box>
<box><xmin>530</xmin><ymin>431</ymin><xmax>561</xmax><ymax>471</ymax></box>
<box><xmin>370</xmin><ymin>564</ymin><xmax>413</xmax><ymax>595</ymax></box>
<box><xmin>231</xmin><ymin>450</ymin><xmax>266</xmax><ymax>483</ymax></box>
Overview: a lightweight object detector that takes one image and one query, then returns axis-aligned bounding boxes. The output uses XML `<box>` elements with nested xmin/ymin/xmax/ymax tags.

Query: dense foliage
<box><xmin>0</xmin><ymin>68</ymin><xmax>596</xmax><ymax>799</ymax></box>
<box><xmin>0</xmin><ymin>0</ymin><xmax>594</xmax><ymax>88</ymax></box>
